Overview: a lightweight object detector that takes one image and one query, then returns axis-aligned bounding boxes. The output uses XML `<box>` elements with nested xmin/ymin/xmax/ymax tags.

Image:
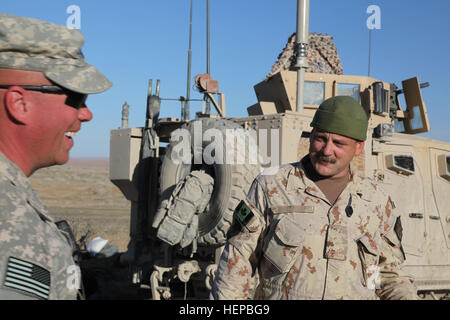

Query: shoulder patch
<box><xmin>234</xmin><ymin>200</ymin><xmax>255</xmax><ymax>227</ymax></box>
<box><xmin>3</xmin><ymin>257</ymin><xmax>50</xmax><ymax>300</ymax></box>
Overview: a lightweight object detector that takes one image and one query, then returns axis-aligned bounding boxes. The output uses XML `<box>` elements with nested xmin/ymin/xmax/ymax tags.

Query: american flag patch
<box><xmin>3</xmin><ymin>257</ymin><xmax>50</xmax><ymax>300</ymax></box>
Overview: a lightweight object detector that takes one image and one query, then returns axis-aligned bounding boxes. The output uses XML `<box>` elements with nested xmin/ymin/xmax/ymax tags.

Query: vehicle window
<box><xmin>394</xmin><ymin>118</ymin><xmax>405</xmax><ymax>133</ymax></box>
<box><xmin>438</xmin><ymin>155</ymin><xmax>450</xmax><ymax>181</ymax></box>
<box><xmin>410</xmin><ymin>105</ymin><xmax>423</xmax><ymax>131</ymax></box>
<box><xmin>394</xmin><ymin>106</ymin><xmax>425</xmax><ymax>134</ymax></box>
<box><xmin>304</xmin><ymin>81</ymin><xmax>325</xmax><ymax>105</ymax></box>
<box><xmin>394</xmin><ymin>155</ymin><xmax>415</xmax><ymax>172</ymax></box>
<box><xmin>386</xmin><ymin>154</ymin><xmax>415</xmax><ymax>175</ymax></box>
<box><xmin>337</xmin><ymin>83</ymin><xmax>360</xmax><ymax>102</ymax></box>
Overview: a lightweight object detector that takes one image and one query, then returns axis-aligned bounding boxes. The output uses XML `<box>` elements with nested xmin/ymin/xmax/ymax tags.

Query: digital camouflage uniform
<box><xmin>211</xmin><ymin>158</ymin><xmax>418</xmax><ymax>300</ymax></box>
<box><xmin>0</xmin><ymin>152</ymin><xmax>80</xmax><ymax>299</ymax></box>
<box><xmin>0</xmin><ymin>14</ymin><xmax>111</xmax><ymax>299</ymax></box>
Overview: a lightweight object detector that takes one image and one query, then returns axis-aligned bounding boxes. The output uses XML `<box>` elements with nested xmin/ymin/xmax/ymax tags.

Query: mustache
<box><xmin>312</xmin><ymin>153</ymin><xmax>337</xmax><ymax>164</ymax></box>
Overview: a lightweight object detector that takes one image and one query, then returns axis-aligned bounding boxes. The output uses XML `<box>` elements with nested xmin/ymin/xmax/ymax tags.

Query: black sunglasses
<box><xmin>0</xmin><ymin>85</ymin><xmax>88</xmax><ymax>109</ymax></box>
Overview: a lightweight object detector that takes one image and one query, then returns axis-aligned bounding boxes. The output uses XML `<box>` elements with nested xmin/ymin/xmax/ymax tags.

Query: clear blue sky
<box><xmin>2</xmin><ymin>0</ymin><xmax>450</xmax><ymax>158</ymax></box>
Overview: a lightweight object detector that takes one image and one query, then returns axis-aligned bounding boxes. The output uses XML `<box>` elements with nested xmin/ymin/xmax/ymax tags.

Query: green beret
<box><xmin>0</xmin><ymin>14</ymin><xmax>112</xmax><ymax>94</ymax></box>
<box><xmin>310</xmin><ymin>96</ymin><xmax>368</xmax><ymax>141</ymax></box>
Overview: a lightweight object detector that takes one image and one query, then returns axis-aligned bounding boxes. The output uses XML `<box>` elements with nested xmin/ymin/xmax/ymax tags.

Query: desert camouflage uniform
<box><xmin>211</xmin><ymin>158</ymin><xmax>418</xmax><ymax>300</ymax></box>
<box><xmin>0</xmin><ymin>152</ymin><xmax>79</xmax><ymax>300</ymax></box>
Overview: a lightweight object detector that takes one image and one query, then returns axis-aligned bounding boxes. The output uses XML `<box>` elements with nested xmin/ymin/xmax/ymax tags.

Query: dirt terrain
<box><xmin>30</xmin><ymin>159</ymin><xmax>153</xmax><ymax>299</ymax></box>
<box><xmin>30</xmin><ymin>158</ymin><xmax>131</xmax><ymax>252</ymax></box>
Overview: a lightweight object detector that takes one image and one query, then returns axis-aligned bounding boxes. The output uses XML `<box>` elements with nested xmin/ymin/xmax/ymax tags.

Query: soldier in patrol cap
<box><xmin>0</xmin><ymin>14</ymin><xmax>111</xmax><ymax>299</ymax></box>
<box><xmin>211</xmin><ymin>96</ymin><xmax>419</xmax><ymax>300</ymax></box>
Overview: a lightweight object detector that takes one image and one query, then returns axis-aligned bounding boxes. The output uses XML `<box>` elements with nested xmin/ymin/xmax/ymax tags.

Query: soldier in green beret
<box><xmin>211</xmin><ymin>96</ymin><xmax>418</xmax><ymax>300</ymax></box>
<box><xmin>0</xmin><ymin>14</ymin><xmax>111</xmax><ymax>299</ymax></box>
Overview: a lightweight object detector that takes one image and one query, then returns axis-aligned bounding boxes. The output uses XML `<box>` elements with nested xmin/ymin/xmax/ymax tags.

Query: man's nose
<box><xmin>321</xmin><ymin>140</ymin><xmax>334</xmax><ymax>155</ymax></box>
<box><xmin>78</xmin><ymin>104</ymin><xmax>93</xmax><ymax>122</ymax></box>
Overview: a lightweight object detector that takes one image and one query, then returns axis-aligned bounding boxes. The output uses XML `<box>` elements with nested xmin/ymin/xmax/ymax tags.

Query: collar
<box><xmin>285</xmin><ymin>156</ymin><xmax>373</xmax><ymax>202</ymax></box>
<box><xmin>286</xmin><ymin>162</ymin><xmax>307</xmax><ymax>192</ymax></box>
<box><xmin>0</xmin><ymin>151</ymin><xmax>31</xmax><ymax>190</ymax></box>
<box><xmin>0</xmin><ymin>152</ymin><xmax>53</xmax><ymax>222</ymax></box>
<box><xmin>348</xmin><ymin>168</ymin><xmax>375</xmax><ymax>202</ymax></box>
<box><xmin>285</xmin><ymin>157</ymin><xmax>323</xmax><ymax>197</ymax></box>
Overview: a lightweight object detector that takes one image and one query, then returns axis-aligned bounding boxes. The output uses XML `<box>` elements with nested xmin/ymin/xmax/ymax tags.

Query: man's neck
<box><xmin>0</xmin><ymin>139</ymin><xmax>34</xmax><ymax>177</ymax></box>
<box><xmin>302</xmin><ymin>155</ymin><xmax>350</xmax><ymax>204</ymax></box>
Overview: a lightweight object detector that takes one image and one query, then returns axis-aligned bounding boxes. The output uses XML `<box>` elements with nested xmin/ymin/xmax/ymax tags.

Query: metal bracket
<box><xmin>177</xmin><ymin>260</ymin><xmax>201</xmax><ymax>283</ymax></box>
<box><xmin>205</xmin><ymin>264</ymin><xmax>217</xmax><ymax>290</ymax></box>
<box><xmin>150</xmin><ymin>265</ymin><xmax>173</xmax><ymax>300</ymax></box>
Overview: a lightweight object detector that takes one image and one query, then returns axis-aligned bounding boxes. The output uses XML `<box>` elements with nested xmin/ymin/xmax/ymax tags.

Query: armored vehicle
<box><xmin>108</xmin><ymin>0</ymin><xmax>450</xmax><ymax>299</ymax></box>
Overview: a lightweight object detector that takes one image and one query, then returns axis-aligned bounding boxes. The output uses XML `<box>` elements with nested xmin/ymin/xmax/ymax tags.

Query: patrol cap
<box><xmin>0</xmin><ymin>14</ymin><xmax>112</xmax><ymax>94</ymax></box>
<box><xmin>310</xmin><ymin>96</ymin><xmax>368</xmax><ymax>141</ymax></box>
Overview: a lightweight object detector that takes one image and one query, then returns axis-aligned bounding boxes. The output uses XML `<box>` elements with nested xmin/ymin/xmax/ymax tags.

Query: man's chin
<box><xmin>53</xmin><ymin>151</ymin><xmax>71</xmax><ymax>166</ymax></box>
<box><xmin>36</xmin><ymin>155</ymin><xmax>69</xmax><ymax>172</ymax></box>
<box><xmin>315</xmin><ymin>167</ymin><xmax>334</xmax><ymax>177</ymax></box>
<box><xmin>57</xmin><ymin>156</ymin><xmax>70</xmax><ymax>166</ymax></box>
<box><xmin>312</xmin><ymin>161</ymin><xmax>339</xmax><ymax>178</ymax></box>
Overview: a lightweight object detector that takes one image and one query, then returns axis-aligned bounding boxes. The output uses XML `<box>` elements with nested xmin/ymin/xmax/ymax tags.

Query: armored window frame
<box><xmin>437</xmin><ymin>154</ymin><xmax>450</xmax><ymax>181</ymax></box>
<box><xmin>398</xmin><ymin>77</ymin><xmax>430</xmax><ymax>134</ymax></box>
<box><xmin>386</xmin><ymin>154</ymin><xmax>415</xmax><ymax>175</ymax></box>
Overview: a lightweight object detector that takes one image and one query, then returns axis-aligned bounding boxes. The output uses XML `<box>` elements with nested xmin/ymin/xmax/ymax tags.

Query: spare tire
<box><xmin>159</xmin><ymin>118</ymin><xmax>261</xmax><ymax>246</ymax></box>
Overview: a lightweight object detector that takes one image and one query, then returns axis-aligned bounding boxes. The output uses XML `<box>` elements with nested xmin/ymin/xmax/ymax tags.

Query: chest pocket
<box><xmin>263</xmin><ymin>216</ymin><xmax>304</xmax><ymax>273</ymax></box>
<box><xmin>324</xmin><ymin>224</ymin><xmax>348</xmax><ymax>261</ymax></box>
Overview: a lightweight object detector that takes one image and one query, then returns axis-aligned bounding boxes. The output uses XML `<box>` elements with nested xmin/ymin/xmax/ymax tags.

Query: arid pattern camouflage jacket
<box><xmin>0</xmin><ymin>152</ymin><xmax>79</xmax><ymax>300</ymax></box>
<box><xmin>211</xmin><ymin>159</ymin><xmax>418</xmax><ymax>300</ymax></box>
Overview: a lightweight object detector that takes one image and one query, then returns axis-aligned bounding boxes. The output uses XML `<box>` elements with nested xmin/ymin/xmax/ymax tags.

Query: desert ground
<box><xmin>30</xmin><ymin>158</ymin><xmax>132</xmax><ymax>252</ymax></box>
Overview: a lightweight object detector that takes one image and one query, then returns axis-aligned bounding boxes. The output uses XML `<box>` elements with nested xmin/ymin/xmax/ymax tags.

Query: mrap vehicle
<box><xmin>106</xmin><ymin>0</ymin><xmax>450</xmax><ymax>300</ymax></box>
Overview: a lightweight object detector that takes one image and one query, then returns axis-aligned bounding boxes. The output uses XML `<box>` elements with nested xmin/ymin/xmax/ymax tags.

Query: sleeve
<box><xmin>0</xmin><ymin>184</ymin><xmax>45</xmax><ymax>300</ymax></box>
<box><xmin>0</xmin><ymin>187</ymin><xmax>78</xmax><ymax>300</ymax></box>
<box><xmin>376</xmin><ymin>197</ymin><xmax>419</xmax><ymax>300</ymax></box>
<box><xmin>210</xmin><ymin>179</ymin><xmax>267</xmax><ymax>300</ymax></box>
<box><xmin>0</xmin><ymin>216</ymin><xmax>50</xmax><ymax>300</ymax></box>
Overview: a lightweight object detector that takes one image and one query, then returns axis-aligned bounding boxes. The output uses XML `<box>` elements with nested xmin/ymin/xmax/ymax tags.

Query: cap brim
<box><xmin>45</xmin><ymin>63</ymin><xmax>112</xmax><ymax>94</ymax></box>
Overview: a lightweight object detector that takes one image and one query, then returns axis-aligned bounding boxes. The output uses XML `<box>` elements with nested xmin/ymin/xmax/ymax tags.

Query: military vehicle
<box><xmin>107</xmin><ymin>0</ymin><xmax>450</xmax><ymax>299</ymax></box>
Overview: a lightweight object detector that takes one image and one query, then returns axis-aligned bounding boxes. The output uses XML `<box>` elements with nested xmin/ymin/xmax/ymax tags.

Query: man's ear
<box><xmin>3</xmin><ymin>87</ymin><xmax>31</xmax><ymax>124</ymax></box>
<box><xmin>354</xmin><ymin>141</ymin><xmax>365</xmax><ymax>157</ymax></box>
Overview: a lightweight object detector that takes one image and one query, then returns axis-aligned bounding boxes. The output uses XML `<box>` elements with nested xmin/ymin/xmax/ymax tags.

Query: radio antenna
<box><xmin>205</xmin><ymin>0</ymin><xmax>211</xmax><ymax>114</ymax></box>
<box><xmin>185</xmin><ymin>0</ymin><xmax>193</xmax><ymax>120</ymax></box>
<box><xmin>368</xmin><ymin>29</ymin><xmax>372</xmax><ymax>77</ymax></box>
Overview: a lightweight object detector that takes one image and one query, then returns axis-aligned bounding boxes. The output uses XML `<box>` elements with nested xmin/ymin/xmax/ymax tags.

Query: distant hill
<box><xmin>66</xmin><ymin>157</ymin><xmax>109</xmax><ymax>167</ymax></box>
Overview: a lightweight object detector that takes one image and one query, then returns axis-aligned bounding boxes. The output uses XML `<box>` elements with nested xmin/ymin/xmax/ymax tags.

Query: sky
<box><xmin>2</xmin><ymin>0</ymin><xmax>450</xmax><ymax>158</ymax></box>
